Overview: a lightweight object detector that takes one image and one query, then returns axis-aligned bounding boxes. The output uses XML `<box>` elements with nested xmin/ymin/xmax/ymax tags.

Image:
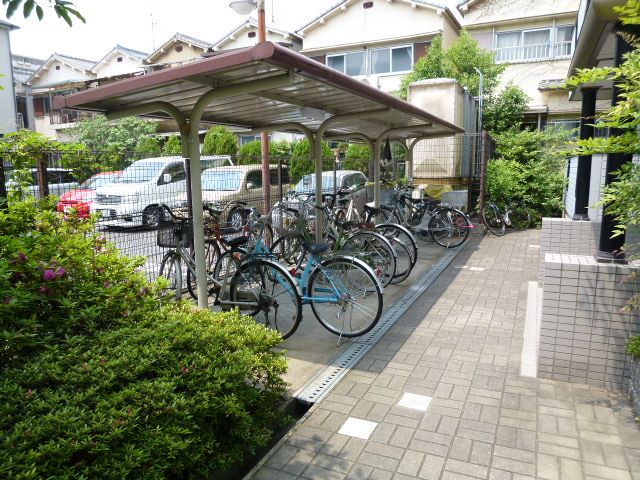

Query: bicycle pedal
<box><xmin>208</xmin><ymin>285</ymin><xmax>221</xmax><ymax>295</ymax></box>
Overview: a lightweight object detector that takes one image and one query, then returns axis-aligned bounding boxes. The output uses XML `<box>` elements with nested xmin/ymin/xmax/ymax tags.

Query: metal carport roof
<box><xmin>53</xmin><ymin>41</ymin><xmax>464</xmax><ymax>307</ymax></box>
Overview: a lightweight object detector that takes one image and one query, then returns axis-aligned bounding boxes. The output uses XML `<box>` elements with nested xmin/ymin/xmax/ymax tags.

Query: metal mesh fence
<box><xmin>2</xmin><ymin>134</ymin><xmax>482</xmax><ymax>281</ymax></box>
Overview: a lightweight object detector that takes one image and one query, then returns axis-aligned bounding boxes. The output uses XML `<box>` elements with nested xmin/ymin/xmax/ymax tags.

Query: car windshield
<box><xmin>80</xmin><ymin>173</ymin><xmax>120</xmax><ymax>190</ymax></box>
<box><xmin>202</xmin><ymin>170</ymin><xmax>243</xmax><ymax>191</ymax></box>
<box><xmin>114</xmin><ymin>163</ymin><xmax>164</xmax><ymax>183</ymax></box>
<box><xmin>294</xmin><ymin>175</ymin><xmax>336</xmax><ymax>192</ymax></box>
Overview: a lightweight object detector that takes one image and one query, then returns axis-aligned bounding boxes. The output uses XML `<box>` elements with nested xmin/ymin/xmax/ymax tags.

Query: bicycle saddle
<box><xmin>334</xmin><ymin>219</ymin><xmax>357</xmax><ymax>229</ymax></box>
<box><xmin>301</xmin><ymin>242</ymin><xmax>331</xmax><ymax>255</ymax></box>
<box><xmin>363</xmin><ymin>204</ymin><xmax>380</xmax><ymax>214</ymax></box>
<box><xmin>221</xmin><ymin>236</ymin><xmax>248</xmax><ymax>248</ymax></box>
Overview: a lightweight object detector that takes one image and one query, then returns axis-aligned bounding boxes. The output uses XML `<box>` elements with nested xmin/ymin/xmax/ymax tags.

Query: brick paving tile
<box><xmin>246</xmin><ymin>230</ymin><xmax>639</xmax><ymax>480</ymax></box>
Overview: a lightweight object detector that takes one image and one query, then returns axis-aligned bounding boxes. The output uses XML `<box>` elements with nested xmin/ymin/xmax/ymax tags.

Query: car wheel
<box><xmin>143</xmin><ymin>205</ymin><xmax>162</xmax><ymax>228</ymax></box>
<box><xmin>228</xmin><ymin>208</ymin><xmax>247</xmax><ymax>231</ymax></box>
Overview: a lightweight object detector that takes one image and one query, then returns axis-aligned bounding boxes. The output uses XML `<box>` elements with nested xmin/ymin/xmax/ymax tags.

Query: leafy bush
<box><xmin>0</xmin><ymin>198</ymin><xmax>164</xmax><ymax>363</ymax></box>
<box><xmin>162</xmin><ymin>134</ymin><xmax>182</xmax><ymax>155</ymax></box>
<box><xmin>626</xmin><ymin>335</ymin><xmax>640</xmax><ymax>356</ymax></box>
<box><xmin>202</xmin><ymin>126</ymin><xmax>238</xmax><ymax>156</ymax></box>
<box><xmin>487</xmin><ymin>127</ymin><xmax>570</xmax><ymax>222</ymax></box>
<box><xmin>344</xmin><ymin>143</ymin><xmax>371</xmax><ymax>176</ymax></box>
<box><xmin>0</xmin><ymin>306</ymin><xmax>288</xmax><ymax>479</ymax></box>
<box><xmin>483</xmin><ymin>84</ymin><xmax>530</xmax><ymax>134</ymax></box>
<box><xmin>135</xmin><ymin>135</ymin><xmax>162</xmax><ymax>157</ymax></box>
<box><xmin>290</xmin><ymin>139</ymin><xmax>333</xmax><ymax>182</ymax></box>
<box><xmin>0</xmin><ymin>199</ymin><xmax>289</xmax><ymax>478</ymax></box>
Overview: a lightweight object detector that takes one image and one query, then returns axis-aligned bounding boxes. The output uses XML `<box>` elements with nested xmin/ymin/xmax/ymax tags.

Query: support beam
<box><xmin>574</xmin><ymin>87</ymin><xmax>598</xmax><ymax>220</ymax></box>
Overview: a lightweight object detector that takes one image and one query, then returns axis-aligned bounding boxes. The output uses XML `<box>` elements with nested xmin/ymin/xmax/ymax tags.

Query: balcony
<box><xmin>496</xmin><ymin>41</ymin><xmax>574</xmax><ymax>63</ymax></box>
<box><xmin>49</xmin><ymin>109</ymin><xmax>99</xmax><ymax>125</ymax></box>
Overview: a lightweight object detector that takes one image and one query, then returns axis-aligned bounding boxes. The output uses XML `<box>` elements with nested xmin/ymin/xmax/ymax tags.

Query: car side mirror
<box><xmin>162</xmin><ymin>173</ymin><xmax>171</xmax><ymax>184</ymax></box>
<box><xmin>246</xmin><ymin>182</ymin><xmax>256</xmax><ymax>190</ymax></box>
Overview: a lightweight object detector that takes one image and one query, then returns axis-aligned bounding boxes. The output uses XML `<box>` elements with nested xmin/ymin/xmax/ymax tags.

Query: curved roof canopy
<box><xmin>53</xmin><ymin>42</ymin><xmax>463</xmax><ymax>142</ymax></box>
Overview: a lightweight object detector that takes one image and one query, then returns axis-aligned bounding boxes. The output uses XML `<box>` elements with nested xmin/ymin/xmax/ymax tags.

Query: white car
<box><xmin>290</xmin><ymin>170</ymin><xmax>368</xmax><ymax>211</ymax></box>
<box><xmin>92</xmin><ymin>156</ymin><xmax>232</xmax><ymax>227</ymax></box>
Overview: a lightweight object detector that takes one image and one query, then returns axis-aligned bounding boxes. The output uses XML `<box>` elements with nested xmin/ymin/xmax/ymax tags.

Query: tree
<box><xmin>483</xmin><ymin>83</ymin><xmax>531</xmax><ymax>134</ymax></box>
<box><xmin>163</xmin><ymin>134</ymin><xmax>182</xmax><ymax>155</ymax></box>
<box><xmin>201</xmin><ymin>126</ymin><xmax>238</xmax><ymax>155</ymax></box>
<box><xmin>290</xmin><ymin>138</ymin><xmax>332</xmax><ymax>182</ymax></box>
<box><xmin>68</xmin><ymin>115</ymin><xmax>158</xmax><ymax>153</ymax></box>
<box><xmin>398</xmin><ymin>31</ymin><xmax>506</xmax><ymax>100</ymax></box>
<box><xmin>3</xmin><ymin>0</ymin><xmax>85</xmax><ymax>26</ymax></box>
<box><xmin>135</xmin><ymin>136</ymin><xmax>162</xmax><ymax>158</ymax></box>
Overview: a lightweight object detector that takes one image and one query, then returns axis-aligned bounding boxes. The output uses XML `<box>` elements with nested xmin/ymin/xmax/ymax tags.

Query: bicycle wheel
<box><xmin>363</xmin><ymin>205</ymin><xmax>396</xmax><ymax>224</ymax></box>
<box><xmin>230</xmin><ymin>258</ymin><xmax>302</xmax><ymax>339</ymax></box>
<box><xmin>346</xmin><ymin>231</ymin><xmax>396</xmax><ymax>287</ymax></box>
<box><xmin>187</xmin><ymin>240</ymin><xmax>220</xmax><ymax>300</ymax></box>
<box><xmin>159</xmin><ymin>251</ymin><xmax>182</xmax><ymax>300</ymax></box>
<box><xmin>429</xmin><ymin>208</ymin><xmax>471</xmax><ymax>248</ymax></box>
<box><xmin>481</xmin><ymin>203</ymin><xmax>506</xmax><ymax>236</ymax></box>
<box><xmin>388</xmin><ymin>238</ymin><xmax>413</xmax><ymax>284</ymax></box>
<box><xmin>244</xmin><ymin>220</ymin><xmax>274</xmax><ymax>251</ymax></box>
<box><xmin>375</xmin><ymin>223</ymin><xmax>418</xmax><ymax>268</ymax></box>
<box><xmin>308</xmin><ymin>257</ymin><xmax>383</xmax><ymax>337</ymax></box>
<box><xmin>212</xmin><ymin>248</ymin><xmax>247</xmax><ymax>282</ymax></box>
<box><xmin>271</xmin><ymin>232</ymin><xmax>306</xmax><ymax>266</ymax></box>
<box><xmin>508</xmin><ymin>202</ymin><xmax>531</xmax><ymax>231</ymax></box>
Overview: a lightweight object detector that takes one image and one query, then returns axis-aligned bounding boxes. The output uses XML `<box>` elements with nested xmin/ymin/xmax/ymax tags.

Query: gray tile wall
<box><xmin>538</xmin><ymin>252</ymin><xmax>640</xmax><ymax>391</ymax></box>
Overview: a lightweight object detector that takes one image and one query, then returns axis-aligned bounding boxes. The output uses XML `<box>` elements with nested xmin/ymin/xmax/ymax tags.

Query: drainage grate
<box><xmin>294</xmin><ymin>244</ymin><xmax>466</xmax><ymax>404</ymax></box>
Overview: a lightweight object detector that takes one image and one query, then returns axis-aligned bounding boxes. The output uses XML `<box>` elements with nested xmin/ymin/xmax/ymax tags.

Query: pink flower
<box><xmin>123</xmin><ymin>310</ymin><xmax>130</xmax><ymax>317</ymax></box>
<box><xmin>56</xmin><ymin>267</ymin><xmax>67</xmax><ymax>278</ymax></box>
<box><xmin>26</xmin><ymin>389</ymin><xmax>32</xmax><ymax>398</ymax></box>
<box><xmin>99</xmin><ymin>358</ymin><xmax>106</xmax><ymax>364</ymax></box>
<box><xmin>83</xmin><ymin>364</ymin><xmax>89</xmax><ymax>370</ymax></box>
<box><xmin>17</xmin><ymin>253</ymin><xmax>26</xmax><ymax>261</ymax></box>
<box><xmin>3</xmin><ymin>297</ymin><xmax>12</xmax><ymax>304</ymax></box>
<box><xmin>39</xmin><ymin>286</ymin><xmax>48</xmax><ymax>295</ymax></box>
<box><xmin>43</xmin><ymin>270</ymin><xmax>57</xmax><ymax>281</ymax></box>
<box><xmin>103</xmin><ymin>282</ymin><xmax>109</xmax><ymax>288</ymax></box>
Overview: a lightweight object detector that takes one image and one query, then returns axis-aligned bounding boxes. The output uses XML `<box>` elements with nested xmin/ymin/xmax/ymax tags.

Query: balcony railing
<box><xmin>496</xmin><ymin>41</ymin><xmax>573</xmax><ymax>63</ymax></box>
<box><xmin>49</xmin><ymin>109</ymin><xmax>99</xmax><ymax>125</ymax></box>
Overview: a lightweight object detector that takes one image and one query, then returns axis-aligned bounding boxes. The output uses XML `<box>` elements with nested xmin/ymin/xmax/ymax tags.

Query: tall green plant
<box><xmin>290</xmin><ymin>138</ymin><xmax>332</xmax><ymax>182</ymax></box>
<box><xmin>162</xmin><ymin>134</ymin><xmax>182</xmax><ymax>155</ymax></box>
<box><xmin>201</xmin><ymin>126</ymin><xmax>238</xmax><ymax>155</ymax></box>
<box><xmin>68</xmin><ymin>116</ymin><xmax>158</xmax><ymax>153</ymax></box>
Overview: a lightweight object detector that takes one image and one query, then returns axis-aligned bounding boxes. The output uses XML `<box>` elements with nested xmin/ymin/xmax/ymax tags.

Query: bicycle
<box><xmin>480</xmin><ymin>194</ymin><xmax>532</xmax><ymax>236</ymax></box>
<box><xmin>156</xmin><ymin>204</ymin><xmax>303</xmax><ymax>339</ymax></box>
<box><xmin>217</xmin><ymin>204</ymin><xmax>384</xmax><ymax>341</ymax></box>
<box><xmin>379</xmin><ymin>185</ymin><xmax>472</xmax><ymax>248</ymax></box>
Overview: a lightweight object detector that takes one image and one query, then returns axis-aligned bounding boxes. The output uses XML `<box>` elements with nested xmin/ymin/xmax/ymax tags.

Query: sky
<box><xmin>2</xmin><ymin>0</ymin><xmax>340</xmax><ymax>60</ymax></box>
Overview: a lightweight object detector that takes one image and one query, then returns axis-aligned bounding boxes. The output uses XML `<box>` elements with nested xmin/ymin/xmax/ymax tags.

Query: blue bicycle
<box><xmin>213</xmin><ymin>205</ymin><xmax>384</xmax><ymax>340</ymax></box>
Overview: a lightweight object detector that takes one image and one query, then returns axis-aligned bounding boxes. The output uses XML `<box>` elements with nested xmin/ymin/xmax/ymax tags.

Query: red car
<box><xmin>57</xmin><ymin>172</ymin><xmax>121</xmax><ymax>217</ymax></box>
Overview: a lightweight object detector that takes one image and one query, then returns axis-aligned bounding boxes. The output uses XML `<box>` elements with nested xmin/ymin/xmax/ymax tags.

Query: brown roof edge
<box><xmin>253</xmin><ymin>42</ymin><xmax>464</xmax><ymax>134</ymax></box>
<box><xmin>53</xmin><ymin>47</ymin><xmax>259</xmax><ymax>110</ymax></box>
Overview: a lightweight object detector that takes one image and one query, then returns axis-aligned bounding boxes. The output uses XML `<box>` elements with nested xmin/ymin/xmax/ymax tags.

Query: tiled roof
<box><xmin>212</xmin><ymin>19</ymin><xmax>301</xmax><ymax>50</ymax></box>
<box><xmin>146</xmin><ymin>32</ymin><xmax>214</xmax><ymax>62</ymax></box>
<box><xmin>53</xmin><ymin>53</ymin><xmax>97</xmax><ymax>72</ymax></box>
<box><xmin>12</xmin><ymin>55</ymin><xmax>44</xmax><ymax>84</ymax></box>
<box><xmin>0</xmin><ymin>19</ymin><xmax>19</xmax><ymax>29</ymax></box>
<box><xmin>297</xmin><ymin>0</ymin><xmax>449</xmax><ymax>33</ymax></box>
<box><xmin>114</xmin><ymin>45</ymin><xmax>149</xmax><ymax>61</ymax></box>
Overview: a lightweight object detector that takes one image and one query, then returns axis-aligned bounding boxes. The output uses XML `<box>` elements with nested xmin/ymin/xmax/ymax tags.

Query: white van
<box><xmin>92</xmin><ymin>156</ymin><xmax>232</xmax><ymax>227</ymax></box>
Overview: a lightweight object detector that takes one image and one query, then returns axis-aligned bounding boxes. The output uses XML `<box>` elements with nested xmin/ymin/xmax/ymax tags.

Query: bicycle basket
<box><xmin>157</xmin><ymin>218</ymin><xmax>193</xmax><ymax>248</ymax></box>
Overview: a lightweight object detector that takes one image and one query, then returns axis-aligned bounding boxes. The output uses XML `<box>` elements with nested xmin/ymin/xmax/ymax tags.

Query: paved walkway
<box><xmin>247</xmin><ymin>229</ymin><xmax>640</xmax><ymax>480</ymax></box>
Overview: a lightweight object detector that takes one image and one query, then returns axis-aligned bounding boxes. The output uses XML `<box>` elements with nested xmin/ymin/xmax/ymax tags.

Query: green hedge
<box><xmin>0</xmin><ymin>199</ymin><xmax>288</xmax><ymax>479</ymax></box>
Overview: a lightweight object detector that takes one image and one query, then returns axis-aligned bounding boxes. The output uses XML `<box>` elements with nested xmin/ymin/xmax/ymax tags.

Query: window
<box><xmin>327</xmin><ymin>51</ymin><xmax>365</xmax><ymax>76</ymax></box>
<box><xmin>495</xmin><ymin>25</ymin><xmax>574</xmax><ymax>63</ymax></box>
<box><xmin>371</xmin><ymin>45</ymin><xmax>412</xmax><ymax>74</ymax></box>
<box><xmin>270</xmin><ymin>168</ymin><xmax>289</xmax><ymax>185</ymax></box>
<box><xmin>240</xmin><ymin>134</ymin><xmax>271</xmax><ymax>145</ymax></box>
<box><xmin>246</xmin><ymin>170</ymin><xmax>263</xmax><ymax>188</ymax></box>
<box><xmin>160</xmin><ymin>162</ymin><xmax>186</xmax><ymax>184</ymax></box>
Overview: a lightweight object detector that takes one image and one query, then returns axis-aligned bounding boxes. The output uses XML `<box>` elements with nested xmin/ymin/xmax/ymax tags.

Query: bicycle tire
<box><xmin>363</xmin><ymin>205</ymin><xmax>395</xmax><ymax>224</ymax></box>
<box><xmin>346</xmin><ymin>231</ymin><xmax>396</xmax><ymax>287</ymax></box>
<box><xmin>212</xmin><ymin>248</ymin><xmax>247</xmax><ymax>283</ymax></box>
<box><xmin>375</xmin><ymin>222</ymin><xmax>418</xmax><ymax>268</ymax></box>
<box><xmin>186</xmin><ymin>240</ymin><xmax>221</xmax><ymax>300</ymax></box>
<box><xmin>481</xmin><ymin>203</ymin><xmax>506</xmax><ymax>236</ymax></box>
<box><xmin>271</xmin><ymin>232</ymin><xmax>307</xmax><ymax>266</ymax></box>
<box><xmin>230</xmin><ymin>258</ymin><xmax>302</xmax><ymax>340</ymax></box>
<box><xmin>308</xmin><ymin>257</ymin><xmax>383</xmax><ymax>337</ymax></box>
<box><xmin>244</xmin><ymin>220</ymin><xmax>274</xmax><ymax>251</ymax></box>
<box><xmin>429</xmin><ymin>207</ymin><xmax>471</xmax><ymax>248</ymax></box>
<box><xmin>159</xmin><ymin>251</ymin><xmax>182</xmax><ymax>300</ymax></box>
<box><xmin>508</xmin><ymin>201</ymin><xmax>531</xmax><ymax>231</ymax></box>
<box><xmin>388</xmin><ymin>238</ymin><xmax>413</xmax><ymax>284</ymax></box>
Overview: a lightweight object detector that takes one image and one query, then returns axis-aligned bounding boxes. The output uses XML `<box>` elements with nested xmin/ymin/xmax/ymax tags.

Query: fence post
<box><xmin>37</xmin><ymin>154</ymin><xmax>49</xmax><ymax>200</ymax></box>
<box><xmin>0</xmin><ymin>158</ymin><xmax>7</xmax><ymax>210</ymax></box>
<box><xmin>478</xmin><ymin>131</ymin><xmax>488</xmax><ymax>216</ymax></box>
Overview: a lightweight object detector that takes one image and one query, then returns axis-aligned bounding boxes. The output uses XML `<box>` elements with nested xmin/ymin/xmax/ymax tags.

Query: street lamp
<box><xmin>229</xmin><ymin>0</ymin><xmax>271</xmax><ymax>212</ymax></box>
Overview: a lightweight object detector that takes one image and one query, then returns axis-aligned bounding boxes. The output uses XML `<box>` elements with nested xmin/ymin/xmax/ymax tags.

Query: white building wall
<box><xmin>94</xmin><ymin>56</ymin><xmax>144</xmax><ymax>77</ymax></box>
<box><xmin>29</xmin><ymin>60</ymin><xmax>94</xmax><ymax>86</ymax></box>
<box><xmin>0</xmin><ymin>27</ymin><xmax>18</xmax><ymax>133</ymax></box>
<box><xmin>301</xmin><ymin>0</ymin><xmax>450</xmax><ymax>52</ymax></box>
<box><xmin>218</xmin><ymin>28</ymin><xmax>298</xmax><ymax>51</ymax></box>
<box><xmin>461</xmin><ymin>0</ymin><xmax>579</xmax><ymax>25</ymax></box>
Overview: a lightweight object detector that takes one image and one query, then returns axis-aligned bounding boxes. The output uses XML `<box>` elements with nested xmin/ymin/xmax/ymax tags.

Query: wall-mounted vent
<box><xmin>175</xmin><ymin>45</ymin><xmax>183</xmax><ymax>53</ymax></box>
<box><xmin>363</xmin><ymin>1</ymin><xmax>373</xmax><ymax>8</ymax></box>
<box><xmin>117</xmin><ymin>57</ymin><xmax>123</xmax><ymax>62</ymax></box>
<box><xmin>248</xmin><ymin>31</ymin><xmax>256</xmax><ymax>38</ymax></box>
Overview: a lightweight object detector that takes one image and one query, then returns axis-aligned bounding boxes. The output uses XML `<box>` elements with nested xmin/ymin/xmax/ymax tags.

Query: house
<box><xmin>91</xmin><ymin>45</ymin><xmax>148</xmax><ymax>78</ymax></box>
<box><xmin>0</xmin><ymin>19</ymin><xmax>19</xmax><ymax>134</ymax></box>
<box><xmin>144</xmin><ymin>32</ymin><xmax>214</xmax><ymax>69</ymax></box>
<box><xmin>296</xmin><ymin>0</ymin><xmax>462</xmax><ymax>92</ymax></box>
<box><xmin>211</xmin><ymin>19</ymin><xmax>302</xmax><ymax>53</ymax></box>
<box><xmin>458</xmin><ymin>0</ymin><xmax>587</xmax><ymax>129</ymax></box>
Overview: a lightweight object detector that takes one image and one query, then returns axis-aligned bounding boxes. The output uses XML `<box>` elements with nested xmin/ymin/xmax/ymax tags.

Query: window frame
<box><xmin>495</xmin><ymin>24</ymin><xmax>575</xmax><ymax>63</ymax></box>
<box><xmin>370</xmin><ymin>44</ymin><xmax>414</xmax><ymax>75</ymax></box>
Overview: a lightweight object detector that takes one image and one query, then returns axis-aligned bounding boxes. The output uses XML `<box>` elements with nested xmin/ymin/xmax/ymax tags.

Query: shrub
<box><xmin>0</xmin><ymin>198</ymin><xmax>165</xmax><ymax>363</ymax></box>
<box><xmin>202</xmin><ymin>126</ymin><xmax>238</xmax><ymax>156</ymax></box>
<box><xmin>162</xmin><ymin>134</ymin><xmax>182</xmax><ymax>155</ymax></box>
<box><xmin>290</xmin><ymin>139</ymin><xmax>333</xmax><ymax>182</ymax></box>
<box><xmin>626</xmin><ymin>335</ymin><xmax>640</xmax><ymax>356</ymax></box>
<box><xmin>0</xmin><ymin>305</ymin><xmax>288</xmax><ymax>479</ymax></box>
